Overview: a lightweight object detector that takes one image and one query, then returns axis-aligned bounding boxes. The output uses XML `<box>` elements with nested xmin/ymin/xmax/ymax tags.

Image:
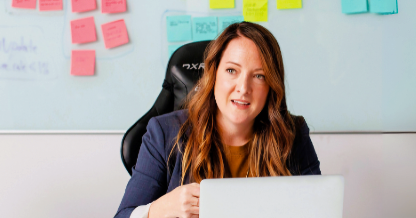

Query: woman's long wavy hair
<box><xmin>169</xmin><ymin>22</ymin><xmax>297</xmax><ymax>185</ymax></box>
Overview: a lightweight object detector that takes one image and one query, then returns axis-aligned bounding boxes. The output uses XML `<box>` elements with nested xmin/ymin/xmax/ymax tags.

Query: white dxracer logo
<box><xmin>182</xmin><ymin>63</ymin><xmax>204</xmax><ymax>70</ymax></box>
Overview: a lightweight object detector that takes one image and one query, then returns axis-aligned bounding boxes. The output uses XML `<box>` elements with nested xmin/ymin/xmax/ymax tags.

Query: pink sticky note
<box><xmin>71</xmin><ymin>0</ymin><xmax>96</xmax><ymax>12</ymax></box>
<box><xmin>71</xmin><ymin>17</ymin><xmax>97</xmax><ymax>44</ymax></box>
<box><xmin>71</xmin><ymin>50</ymin><xmax>95</xmax><ymax>76</ymax></box>
<box><xmin>12</xmin><ymin>0</ymin><xmax>37</xmax><ymax>9</ymax></box>
<box><xmin>39</xmin><ymin>0</ymin><xmax>62</xmax><ymax>11</ymax></box>
<box><xmin>101</xmin><ymin>19</ymin><xmax>129</xmax><ymax>49</ymax></box>
<box><xmin>102</xmin><ymin>0</ymin><xmax>126</xmax><ymax>13</ymax></box>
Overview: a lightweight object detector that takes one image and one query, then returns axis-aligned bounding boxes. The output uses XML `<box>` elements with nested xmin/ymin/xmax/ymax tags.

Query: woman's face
<box><xmin>214</xmin><ymin>36</ymin><xmax>270</xmax><ymax>128</ymax></box>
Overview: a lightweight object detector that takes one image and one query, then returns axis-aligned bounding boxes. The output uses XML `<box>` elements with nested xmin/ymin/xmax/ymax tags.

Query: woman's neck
<box><xmin>216</xmin><ymin>112</ymin><xmax>254</xmax><ymax>146</ymax></box>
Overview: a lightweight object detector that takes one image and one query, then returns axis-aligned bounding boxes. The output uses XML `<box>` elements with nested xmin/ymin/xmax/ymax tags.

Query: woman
<box><xmin>115</xmin><ymin>22</ymin><xmax>321</xmax><ymax>218</ymax></box>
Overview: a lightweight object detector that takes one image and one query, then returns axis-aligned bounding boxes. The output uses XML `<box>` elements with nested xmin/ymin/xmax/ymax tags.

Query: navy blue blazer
<box><xmin>115</xmin><ymin>109</ymin><xmax>321</xmax><ymax>217</ymax></box>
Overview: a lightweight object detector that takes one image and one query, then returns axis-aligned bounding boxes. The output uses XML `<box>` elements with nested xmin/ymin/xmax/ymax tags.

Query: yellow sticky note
<box><xmin>210</xmin><ymin>0</ymin><xmax>234</xmax><ymax>9</ymax></box>
<box><xmin>277</xmin><ymin>0</ymin><xmax>302</xmax><ymax>9</ymax></box>
<box><xmin>243</xmin><ymin>0</ymin><xmax>268</xmax><ymax>22</ymax></box>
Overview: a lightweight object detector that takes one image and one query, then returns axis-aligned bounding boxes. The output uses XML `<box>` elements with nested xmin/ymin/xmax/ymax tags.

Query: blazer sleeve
<box><xmin>289</xmin><ymin>119</ymin><xmax>322</xmax><ymax>175</ymax></box>
<box><xmin>114</xmin><ymin>117</ymin><xmax>168</xmax><ymax>218</ymax></box>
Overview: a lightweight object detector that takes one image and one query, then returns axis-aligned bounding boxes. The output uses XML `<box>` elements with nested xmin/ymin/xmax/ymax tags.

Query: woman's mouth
<box><xmin>231</xmin><ymin>100</ymin><xmax>250</xmax><ymax>109</ymax></box>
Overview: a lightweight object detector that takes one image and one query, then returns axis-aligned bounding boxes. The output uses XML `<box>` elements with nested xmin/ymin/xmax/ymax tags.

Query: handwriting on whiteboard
<box><xmin>0</xmin><ymin>37</ymin><xmax>37</xmax><ymax>54</ymax></box>
<box><xmin>0</xmin><ymin>26</ymin><xmax>56</xmax><ymax>80</ymax></box>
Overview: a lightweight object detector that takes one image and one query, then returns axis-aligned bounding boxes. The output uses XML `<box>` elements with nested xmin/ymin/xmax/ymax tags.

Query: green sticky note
<box><xmin>218</xmin><ymin>16</ymin><xmax>244</xmax><ymax>33</ymax></box>
<box><xmin>166</xmin><ymin>15</ymin><xmax>192</xmax><ymax>42</ymax></box>
<box><xmin>277</xmin><ymin>0</ymin><xmax>302</xmax><ymax>9</ymax></box>
<box><xmin>369</xmin><ymin>0</ymin><xmax>398</xmax><ymax>14</ymax></box>
<box><xmin>341</xmin><ymin>0</ymin><xmax>368</xmax><ymax>14</ymax></box>
<box><xmin>168</xmin><ymin>44</ymin><xmax>183</xmax><ymax>58</ymax></box>
<box><xmin>192</xmin><ymin>17</ymin><xmax>218</xmax><ymax>41</ymax></box>
<box><xmin>243</xmin><ymin>0</ymin><xmax>268</xmax><ymax>22</ymax></box>
<box><xmin>210</xmin><ymin>0</ymin><xmax>234</xmax><ymax>9</ymax></box>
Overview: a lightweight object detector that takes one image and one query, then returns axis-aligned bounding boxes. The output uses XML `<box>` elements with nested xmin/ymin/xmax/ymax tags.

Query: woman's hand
<box><xmin>148</xmin><ymin>182</ymin><xmax>200</xmax><ymax>218</ymax></box>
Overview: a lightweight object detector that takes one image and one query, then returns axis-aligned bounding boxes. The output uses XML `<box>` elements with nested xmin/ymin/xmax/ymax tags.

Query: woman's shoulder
<box><xmin>288</xmin><ymin>114</ymin><xmax>321</xmax><ymax>175</ymax></box>
<box><xmin>290</xmin><ymin>114</ymin><xmax>309</xmax><ymax>146</ymax></box>
<box><xmin>152</xmin><ymin>109</ymin><xmax>188</xmax><ymax>128</ymax></box>
<box><xmin>291</xmin><ymin>114</ymin><xmax>306</xmax><ymax>131</ymax></box>
<box><xmin>147</xmin><ymin>109</ymin><xmax>189</xmax><ymax>144</ymax></box>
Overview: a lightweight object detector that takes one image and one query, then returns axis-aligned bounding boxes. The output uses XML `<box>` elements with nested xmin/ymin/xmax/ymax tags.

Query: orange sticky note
<box><xmin>71</xmin><ymin>17</ymin><xmax>97</xmax><ymax>44</ymax></box>
<box><xmin>71</xmin><ymin>0</ymin><xmax>96</xmax><ymax>12</ymax></box>
<box><xmin>102</xmin><ymin>0</ymin><xmax>126</xmax><ymax>13</ymax></box>
<box><xmin>12</xmin><ymin>0</ymin><xmax>37</xmax><ymax>9</ymax></box>
<box><xmin>71</xmin><ymin>50</ymin><xmax>95</xmax><ymax>76</ymax></box>
<box><xmin>39</xmin><ymin>0</ymin><xmax>63</xmax><ymax>11</ymax></box>
<box><xmin>101</xmin><ymin>19</ymin><xmax>129</xmax><ymax>49</ymax></box>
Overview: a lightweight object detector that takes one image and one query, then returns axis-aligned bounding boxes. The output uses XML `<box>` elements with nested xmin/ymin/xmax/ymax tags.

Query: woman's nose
<box><xmin>236</xmin><ymin>72</ymin><xmax>251</xmax><ymax>94</ymax></box>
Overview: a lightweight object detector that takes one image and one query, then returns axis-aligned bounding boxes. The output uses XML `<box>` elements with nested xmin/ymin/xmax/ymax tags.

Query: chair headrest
<box><xmin>164</xmin><ymin>41</ymin><xmax>212</xmax><ymax>110</ymax></box>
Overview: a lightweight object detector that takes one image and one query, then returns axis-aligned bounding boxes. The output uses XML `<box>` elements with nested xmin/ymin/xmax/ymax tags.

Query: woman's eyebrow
<box><xmin>226</xmin><ymin>61</ymin><xmax>241</xmax><ymax>67</ymax></box>
<box><xmin>226</xmin><ymin>61</ymin><xmax>263</xmax><ymax>71</ymax></box>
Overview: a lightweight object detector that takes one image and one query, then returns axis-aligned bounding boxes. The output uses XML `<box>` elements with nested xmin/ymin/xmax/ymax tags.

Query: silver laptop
<box><xmin>200</xmin><ymin>175</ymin><xmax>344</xmax><ymax>218</ymax></box>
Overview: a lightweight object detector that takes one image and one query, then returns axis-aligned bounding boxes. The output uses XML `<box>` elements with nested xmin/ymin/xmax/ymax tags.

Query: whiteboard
<box><xmin>0</xmin><ymin>0</ymin><xmax>415</xmax><ymax>132</ymax></box>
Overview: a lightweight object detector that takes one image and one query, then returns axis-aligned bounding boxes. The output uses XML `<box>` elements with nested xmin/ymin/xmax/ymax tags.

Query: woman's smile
<box><xmin>231</xmin><ymin>99</ymin><xmax>250</xmax><ymax>109</ymax></box>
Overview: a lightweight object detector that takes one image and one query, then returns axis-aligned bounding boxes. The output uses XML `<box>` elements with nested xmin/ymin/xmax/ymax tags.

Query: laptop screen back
<box><xmin>200</xmin><ymin>175</ymin><xmax>344</xmax><ymax>218</ymax></box>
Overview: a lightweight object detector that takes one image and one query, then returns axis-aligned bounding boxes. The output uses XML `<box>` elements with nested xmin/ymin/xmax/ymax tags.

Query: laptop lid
<box><xmin>200</xmin><ymin>175</ymin><xmax>344</xmax><ymax>218</ymax></box>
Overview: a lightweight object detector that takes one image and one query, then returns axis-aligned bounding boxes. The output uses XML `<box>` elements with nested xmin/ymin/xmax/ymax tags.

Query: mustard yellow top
<box><xmin>222</xmin><ymin>142</ymin><xmax>252</xmax><ymax>178</ymax></box>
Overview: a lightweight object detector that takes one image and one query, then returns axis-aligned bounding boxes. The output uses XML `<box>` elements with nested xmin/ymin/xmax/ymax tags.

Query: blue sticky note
<box><xmin>166</xmin><ymin>15</ymin><xmax>192</xmax><ymax>42</ymax></box>
<box><xmin>341</xmin><ymin>0</ymin><xmax>368</xmax><ymax>14</ymax></box>
<box><xmin>218</xmin><ymin>16</ymin><xmax>244</xmax><ymax>33</ymax></box>
<box><xmin>168</xmin><ymin>44</ymin><xmax>183</xmax><ymax>58</ymax></box>
<box><xmin>369</xmin><ymin>0</ymin><xmax>398</xmax><ymax>14</ymax></box>
<box><xmin>192</xmin><ymin>16</ymin><xmax>218</xmax><ymax>42</ymax></box>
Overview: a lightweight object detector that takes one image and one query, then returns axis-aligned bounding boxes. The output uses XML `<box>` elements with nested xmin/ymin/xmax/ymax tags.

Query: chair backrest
<box><xmin>121</xmin><ymin>40</ymin><xmax>211</xmax><ymax>175</ymax></box>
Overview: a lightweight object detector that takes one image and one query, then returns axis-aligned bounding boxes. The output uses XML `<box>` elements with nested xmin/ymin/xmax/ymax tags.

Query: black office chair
<box><xmin>121</xmin><ymin>40</ymin><xmax>211</xmax><ymax>175</ymax></box>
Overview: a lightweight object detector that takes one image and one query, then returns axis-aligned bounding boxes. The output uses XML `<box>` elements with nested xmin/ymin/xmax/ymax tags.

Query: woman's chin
<box><xmin>228</xmin><ymin>116</ymin><xmax>252</xmax><ymax>126</ymax></box>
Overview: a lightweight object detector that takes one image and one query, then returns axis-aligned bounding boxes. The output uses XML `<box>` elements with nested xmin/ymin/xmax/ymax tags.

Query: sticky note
<box><xmin>101</xmin><ymin>19</ymin><xmax>129</xmax><ymax>49</ymax></box>
<box><xmin>71</xmin><ymin>17</ymin><xmax>97</xmax><ymax>44</ymax></box>
<box><xmin>168</xmin><ymin>44</ymin><xmax>183</xmax><ymax>58</ymax></box>
<box><xmin>102</xmin><ymin>0</ymin><xmax>126</xmax><ymax>13</ymax></box>
<box><xmin>243</xmin><ymin>0</ymin><xmax>268</xmax><ymax>22</ymax></box>
<box><xmin>210</xmin><ymin>0</ymin><xmax>234</xmax><ymax>9</ymax></box>
<box><xmin>192</xmin><ymin>17</ymin><xmax>218</xmax><ymax>41</ymax></box>
<box><xmin>71</xmin><ymin>0</ymin><xmax>96</xmax><ymax>12</ymax></box>
<box><xmin>71</xmin><ymin>50</ymin><xmax>95</xmax><ymax>76</ymax></box>
<box><xmin>341</xmin><ymin>0</ymin><xmax>368</xmax><ymax>14</ymax></box>
<box><xmin>166</xmin><ymin>15</ymin><xmax>192</xmax><ymax>42</ymax></box>
<box><xmin>39</xmin><ymin>0</ymin><xmax>63</xmax><ymax>11</ymax></box>
<box><xmin>12</xmin><ymin>0</ymin><xmax>37</xmax><ymax>9</ymax></box>
<box><xmin>218</xmin><ymin>16</ymin><xmax>244</xmax><ymax>33</ymax></box>
<box><xmin>369</xmin><ymin>0</ymin><xmax>398</xmax><ymax>14</ymax></box>
<box><xmin>277</xmin><ymin>0</ymin><xmax>302</xmax><ymax>9</ymax></box>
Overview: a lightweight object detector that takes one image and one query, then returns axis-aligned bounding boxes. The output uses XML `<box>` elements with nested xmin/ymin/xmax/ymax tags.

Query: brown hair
<box><xmin>169</xmin><ymin>22</ymin><xmax>296</xmax><ymax>185</ymax></box>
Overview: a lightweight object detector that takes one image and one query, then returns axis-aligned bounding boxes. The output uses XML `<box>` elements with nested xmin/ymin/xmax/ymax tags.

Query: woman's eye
<box><xmin>226</xmin><ymin>69</ymin><xmax>236</xmax><ymax>74</ymax></box>
<box><xmin>256</xmin><ymin>74</ymin><xmax>265</xmax><ymax>80</ymax></box>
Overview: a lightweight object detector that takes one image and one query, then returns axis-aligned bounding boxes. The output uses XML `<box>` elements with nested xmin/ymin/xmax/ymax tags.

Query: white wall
<box><xmin>0</xmin><ymin>134</ymin><xmax>415</xmax><ymax>218</ymax></box>
<box><xmin>0</xmin><ymin>134</ymin><xmax>130</xmax><ymax>218</ymax></box>
<box><xmin>313</xmin><ymin>134</ymin><xmax>416</xmax><ymax>218</ymax></box>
